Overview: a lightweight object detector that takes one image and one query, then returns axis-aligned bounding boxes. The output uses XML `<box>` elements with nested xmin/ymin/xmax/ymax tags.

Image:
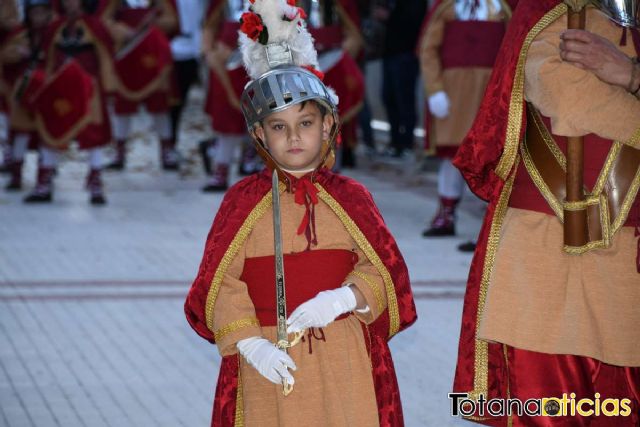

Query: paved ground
<box><xmin>0</xmin><ymin>87</ymin><xmax>483</xmax><ymax>427</ymax></box>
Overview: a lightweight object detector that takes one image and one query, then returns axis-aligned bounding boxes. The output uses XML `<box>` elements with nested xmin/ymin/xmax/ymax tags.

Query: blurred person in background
<box><xmin>376</xmin><ymin>0</ymin><xmax>426</xmax><ymax>159</ymax></box>
<box><xmin>0</xmin><ymin>0</ymin><xmax>52</xmax><ymax>192</ymax></box>
<box><xmin>298</xmin><ymin>0</ymin><xmax>365</xmax><ymax>169</ymax></box>
<box><xmin>101</xmin><ymin>0</ymin><xmax>181</xmax><ymax>171</ymax></box>
<box><xmin>418</xmin><ymin>0</ymin><xmax>511</xmax><ymax>237</ymax></box>
<box><xmin>22</xmin><ymin>0</ymin><xmax>121</xmax><ymax>204</ymax></box>
<box><xmin>199</xmin><ymin>0</ymin><xmax>253</xmax><ymax>192</ymax></box>
<box><xmin>169</xmin><ymin>0</ymin><xmax>205</xmax><ymax>158</ymax></box>
<box><xmin>0</xmin><ymin>0</ymin><xmax>22</xmax><ymax>173</ymax></box>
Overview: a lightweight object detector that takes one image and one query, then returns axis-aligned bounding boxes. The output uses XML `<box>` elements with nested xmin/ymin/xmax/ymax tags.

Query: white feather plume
<box><xmin>239</xmin><ymin>0</ymin><xmax>318</xmax><ymax>80</ymax></box>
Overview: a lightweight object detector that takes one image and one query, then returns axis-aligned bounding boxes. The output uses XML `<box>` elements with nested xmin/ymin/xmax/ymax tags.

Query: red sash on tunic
<box><xmin>440</xmin><ymin>21</ymin><xmax>506</xmax><ymax>69</ymax></box>
<box><xmin>240</xmin><ymin>249</ymin><xmax>358</xmax><ymax>326</ymax></box>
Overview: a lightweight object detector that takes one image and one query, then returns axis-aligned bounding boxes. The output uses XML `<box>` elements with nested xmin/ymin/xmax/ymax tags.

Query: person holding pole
<box><xmin>450</xmin><ymin>0</ymin><xmax>640</xmax><ymax>425</ymax></box>
<box><xmin>184</xmin><ymin>1</ymin><xmax>417</xmax><ymax>425</ymax></box>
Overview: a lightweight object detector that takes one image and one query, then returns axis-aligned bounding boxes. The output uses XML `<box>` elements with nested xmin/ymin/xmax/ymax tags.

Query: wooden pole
<box><xmin>564</xmin><ymin>4</ymin><xmax>588</xmax><ymax>248</ymax></box>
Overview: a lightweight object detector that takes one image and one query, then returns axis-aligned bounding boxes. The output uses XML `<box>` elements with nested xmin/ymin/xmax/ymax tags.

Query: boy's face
<box><xmin>255</xmin><ymin>101</ymin><xmax>333</xmax><ymax>174</ymax></box>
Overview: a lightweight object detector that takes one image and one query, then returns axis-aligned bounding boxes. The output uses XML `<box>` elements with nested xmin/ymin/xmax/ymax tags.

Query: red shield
<box><xmin>31</xmin><ymin>60</ymin><xmax>98</xmax><ymax>148</ymax></box>
<box><xmin>114</xmin><ymin>26</ymin><xmax>172</xmax><ymax>100</ymax></box>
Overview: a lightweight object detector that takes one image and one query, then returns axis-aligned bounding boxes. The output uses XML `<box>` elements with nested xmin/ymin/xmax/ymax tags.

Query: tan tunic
<box><xmin>0</xmin><ymin>30</ymin><xmax>36</xmax><ymax>131</ymax></box>
<box><xmin>212</xmin><ymin>188</ymin><xmax>388</xmax><ymax>426</ymax></box>
<box><xmin>418</xmin><ymin>0</ymin><xmax>509</xmax><ymax>149</ymax></box>
<box><xmin>479</xmin><ymin>8</ymin><xmax>640</xmax><ymax>367</ymax></box>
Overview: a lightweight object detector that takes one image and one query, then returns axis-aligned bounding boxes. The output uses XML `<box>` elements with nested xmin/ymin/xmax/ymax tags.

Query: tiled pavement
<box><xmin>0</xmin><ymin>89</ymin><xmax>482</xmax><ymax>427</ymax></box>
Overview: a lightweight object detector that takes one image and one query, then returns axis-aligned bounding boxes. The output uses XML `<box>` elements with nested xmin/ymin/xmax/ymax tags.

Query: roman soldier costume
<box><xmin>185</xmin><ymin>1</ymin><xmax>416</xmax><ymax>425</ymax></box>
<box><xmin>418</xmin><ymin>0</ymin><xmax>512</xmax><ymax>236</ymax></box>
<box><xmin>452</xmin><ymin>1</ymin><xmax>640</xmax><ymax>425</ymax></box>
<box><xmin>101</xmin><ymin>0</ymin><xmax>180</xmax><ymax>170</ymax></box>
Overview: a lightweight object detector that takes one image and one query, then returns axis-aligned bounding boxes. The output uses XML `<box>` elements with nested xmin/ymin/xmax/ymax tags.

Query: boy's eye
<box><xmin>271</xmin><ymin>124</ymin><xmax>285</xmax><ymax>131</ymax></box>
<box><xmin>301</xmin><ymin>120</ymin><xmax>313</xmax><ymax>127</ymax></box>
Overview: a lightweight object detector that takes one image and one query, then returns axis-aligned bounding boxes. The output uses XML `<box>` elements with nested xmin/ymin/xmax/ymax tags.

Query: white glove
<box><xmin>286</xmin><ymin>287</ymin><xmax>357</xmax><ymax>334</ymax></box>
<box><xmin>236</xmin><ymin>337</ymin><xmax>297</xmax><ymax>385</ymax></box>
<box><xmin>428</xmin><ymin>91</ymin><xmax>450</xmax><ymax>119</ymax></box>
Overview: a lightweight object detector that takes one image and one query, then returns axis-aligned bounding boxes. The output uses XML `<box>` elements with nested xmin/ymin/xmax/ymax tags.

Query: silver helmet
<box><xmin>238</xmin><ymin>0</ymin><xmax>340</xmax><ymax>172</ymax></box>
<box><xmin>240</xmin><ymin>44</ymin><xmax>338</xmax><ymax>130</ymax></box>
<box><xmin>592</xmin><ymin>0</ymin><xmax>639</xmax><ymax>28</ymax></box>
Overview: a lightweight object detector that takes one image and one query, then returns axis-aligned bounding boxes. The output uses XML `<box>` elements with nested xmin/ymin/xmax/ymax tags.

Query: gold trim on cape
<box><xmin>234</xmin><ymin>357</ymin><xmax>244</xmax><ymax>427</ymax></box>
<box><xmin>469</xmin><ymin>159</ymin><xmax>517</xmax><ymax>401</ymax></box>
<box><xmin>495</xmin><ymin>3</ymin><xmax>568</xmax><ymax>179</ymax></box>
<box><xmin>204</xmin><ymin>191</ymin><xmax>274</xmax><ymax>333</ymax></box>
<box><xmin>315</xmin><ymin>184</ymin><xmax>401</xmax><ymax>338</ymax></box>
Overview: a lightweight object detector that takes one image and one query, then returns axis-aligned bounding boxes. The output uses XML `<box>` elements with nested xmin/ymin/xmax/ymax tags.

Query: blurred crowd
<box><xmin>1</xmin><ymin>0</ymin><xmax>514</xmax><ymax>247</ymax></box>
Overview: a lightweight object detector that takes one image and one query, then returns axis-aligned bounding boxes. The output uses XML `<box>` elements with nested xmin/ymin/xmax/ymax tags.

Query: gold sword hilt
<box><xmin>276</xmin><ymin>330</ymin><xmax>306</xmax><ymax>396</ymax></box>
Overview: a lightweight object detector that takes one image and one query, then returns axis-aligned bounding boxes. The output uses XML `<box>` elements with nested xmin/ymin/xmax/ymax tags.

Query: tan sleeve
<box><xmin>212</xmin><ymin>239</ymin><xmax>263</xmax><ymax>357</ymax></box>
<box><xmin>419</xmin><ymin>0</ymin><xmax>454</xmax><ymax>96</ymax></box>
<box><xmin>0</xmin><ymin>32</ymin><xmax>28</xmax><ymax>64</ymax></box>
<box><xmin>0</xmin><ymin>0</ymin><xmax>19</xmax><ymax>32</ymax></box>
<box><xmin>344</xmin><ymin>247</ymin><xmax>388</xmax><ymax>325</ymax></box>
<box><xmin>155</xmin><ymin>0</ymin><xmax>179</xmax><ymax>36</ymax></box>
<box><xmin>103</xmin><ymin>18</ymin><xmax>133</xmax><ymax>47</ymax></box>
<box><xmin>524</xmin><ymin>13</ymin><xmax>640</xmax><ymax>148</ymax></box>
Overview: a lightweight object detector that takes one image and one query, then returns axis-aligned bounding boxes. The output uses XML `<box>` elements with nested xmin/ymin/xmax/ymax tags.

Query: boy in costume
<box><xmin>452</xmin><ymin>0</ymin><xmax>640</xmax><ymax>425</ymax></box>
<box><xmin>184</xmin><ymin>1</ymin><xmax>417</xmax><ymax>425</ymax></box>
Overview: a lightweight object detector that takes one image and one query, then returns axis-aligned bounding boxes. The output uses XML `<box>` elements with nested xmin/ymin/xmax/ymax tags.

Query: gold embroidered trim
<box><xmin>234</xmin><ymin>357</ymin><xmax>244</xmax><ymax>427</ymax></box>
<box><xmin>592</xmin><ymin>141</ymin><xmax>622</xmax><ymax>195</ymax></box>
<box><xmin>520</xmin><ymin>138</ymin><xmax>565</xmax><ymax>219</ymax></box>
<box><xmin>563</xmin><ymin>195</ymin><xmax>600</xmax><ymax>211</ymax></box>
<box><xmin>205</xmin><ymin>192</ymin><xmax>274</xmax><ymax>333</ymax></box>
<box><xmin>628</xmin><ymin>126</ymin><xmax>640</xmax><ymax>148</ymax></box>
<box><xmin>350</xmin><ymin>270</ymin><xmax>385</xmax><ymax>314</ymax></box>
<box><xmin>530</xmin><ymin>108</ymin><xmax>566</xmax><ymax>170</ymax></box>
<box><xmin>316</xmin><ymin>185</ymin><xmax>400</xmax><ymax>338</ymax></box>
<box><xmin>214</xmin><ymin>317</ymin><xmax>260</xmax><ymax>343</ymax></box>
<box><xmin>472</xmin><ymin>157</ymin><xmax>518</xmax><ymax>398</ymax></box>
<box><xmin>495</xmin><ymin>4</ymin><xmax>567</xmax><ymax>179</ymax></box>
<box><xmin>611</xmin><ymin>165</ymin><xmax>640</xmax><ymax>234</ymax></box>
<box><xmin>563</xmin><ymin>194</ymin><xmax>611</xmax><ymax>254</ymax></box>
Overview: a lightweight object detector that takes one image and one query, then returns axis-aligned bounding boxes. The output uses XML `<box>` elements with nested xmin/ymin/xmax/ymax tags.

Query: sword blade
<box><xmin>272</xmin><ymin>171</ymin><xmax>288</xmax><ymax>349</ymax></box>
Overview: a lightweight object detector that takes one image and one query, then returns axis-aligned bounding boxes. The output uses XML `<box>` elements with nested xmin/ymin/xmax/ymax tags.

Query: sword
<box><xmin>272</xmin><ymin>170</ymin><xmax>304</xmax><ymax>396</ymax></box>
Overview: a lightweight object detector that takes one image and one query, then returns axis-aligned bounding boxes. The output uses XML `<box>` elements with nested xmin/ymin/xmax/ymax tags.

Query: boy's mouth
<box><xmin>287</xmin><ymin>148</ymin><xmax>304</xmax><ymax>154</ymax></box>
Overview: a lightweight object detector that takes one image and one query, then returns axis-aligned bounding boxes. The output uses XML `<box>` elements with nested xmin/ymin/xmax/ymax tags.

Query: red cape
<box><xmin>185</xmin><ymin>168</ymin><xmax>417</xmax><ymax>427</ymax></box>
<box><xmin>451</xmin><ymin>0</ymin><xmax>569</xmax><ymax>424</ymax></box>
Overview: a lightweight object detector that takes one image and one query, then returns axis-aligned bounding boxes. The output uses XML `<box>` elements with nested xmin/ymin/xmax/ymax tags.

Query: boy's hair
<box><xmin>257</xmin><ymin>100</ymin><xmax>329</xmax><ymax>128</ymax></box>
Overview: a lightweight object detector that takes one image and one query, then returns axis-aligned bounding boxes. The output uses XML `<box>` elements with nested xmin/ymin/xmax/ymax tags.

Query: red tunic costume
<box><xmin>185</xmin><ymin>168</ymin><xmax>417</xmax><ymax>427</ymax></box>
<box><xmin>100</xmin><ymin>0</ymin><xmax>178</xmax><ymax>114</ymax></box>
<box><xmin>38</xmin><ymin>14</ymin><xmax>114</xmax><ymax>149</ymax></box>
<box><xmin>302</xmin><ymin>0</ymin><xmax>364</xmax><ymax>154</ymax></box>
<box><xmin>452</xmin><ymin>1</ymin><xmax>640</xmax><ymax>425</ymax></box>
<box><xmin>202</xmin><ymin>0</ymin><xmax>250</xmax><ymax>136</ymax></box>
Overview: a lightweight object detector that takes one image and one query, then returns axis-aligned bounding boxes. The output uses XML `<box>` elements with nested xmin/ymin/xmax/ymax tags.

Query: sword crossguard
<box><xmin>276</xmin><ymin>330</ymin><xmax>306</xmax><ymax>350</ymax></box>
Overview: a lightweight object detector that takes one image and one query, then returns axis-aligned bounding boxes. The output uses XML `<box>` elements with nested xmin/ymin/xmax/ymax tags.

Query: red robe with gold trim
<box><xmin>40</xmin><ymin>14</ymin><xmax>114</xmax><ymax>148</ymax></box>
<box><xmin>305</xmin><ymin>0</ymin><xmax>364</xmax><ymax>150</ymax></box>
<box><xmin>452</xmin><ymin>1</ymin><xmax>640</xmax><ymax>425</ymax></box>
<box><xmin>202</xmin><ymin>0</ymin><xmax>249</xmax><ymax>135</ymax></box>
<box><xmin>185</xmin><ymin>168</ymin><xmax>417</xmax><ymax>427</ymax></box>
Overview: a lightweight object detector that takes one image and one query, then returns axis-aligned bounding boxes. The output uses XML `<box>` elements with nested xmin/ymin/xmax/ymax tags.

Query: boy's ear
<box><xmin>322</xmin><ymin>114</ymin><xmax>335</xmax><ymax>141</ymax></box>
<box><xmin>255</xmin><ymin>125</ymin><xmax>266</xmax><ymax>143</ymax></box>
